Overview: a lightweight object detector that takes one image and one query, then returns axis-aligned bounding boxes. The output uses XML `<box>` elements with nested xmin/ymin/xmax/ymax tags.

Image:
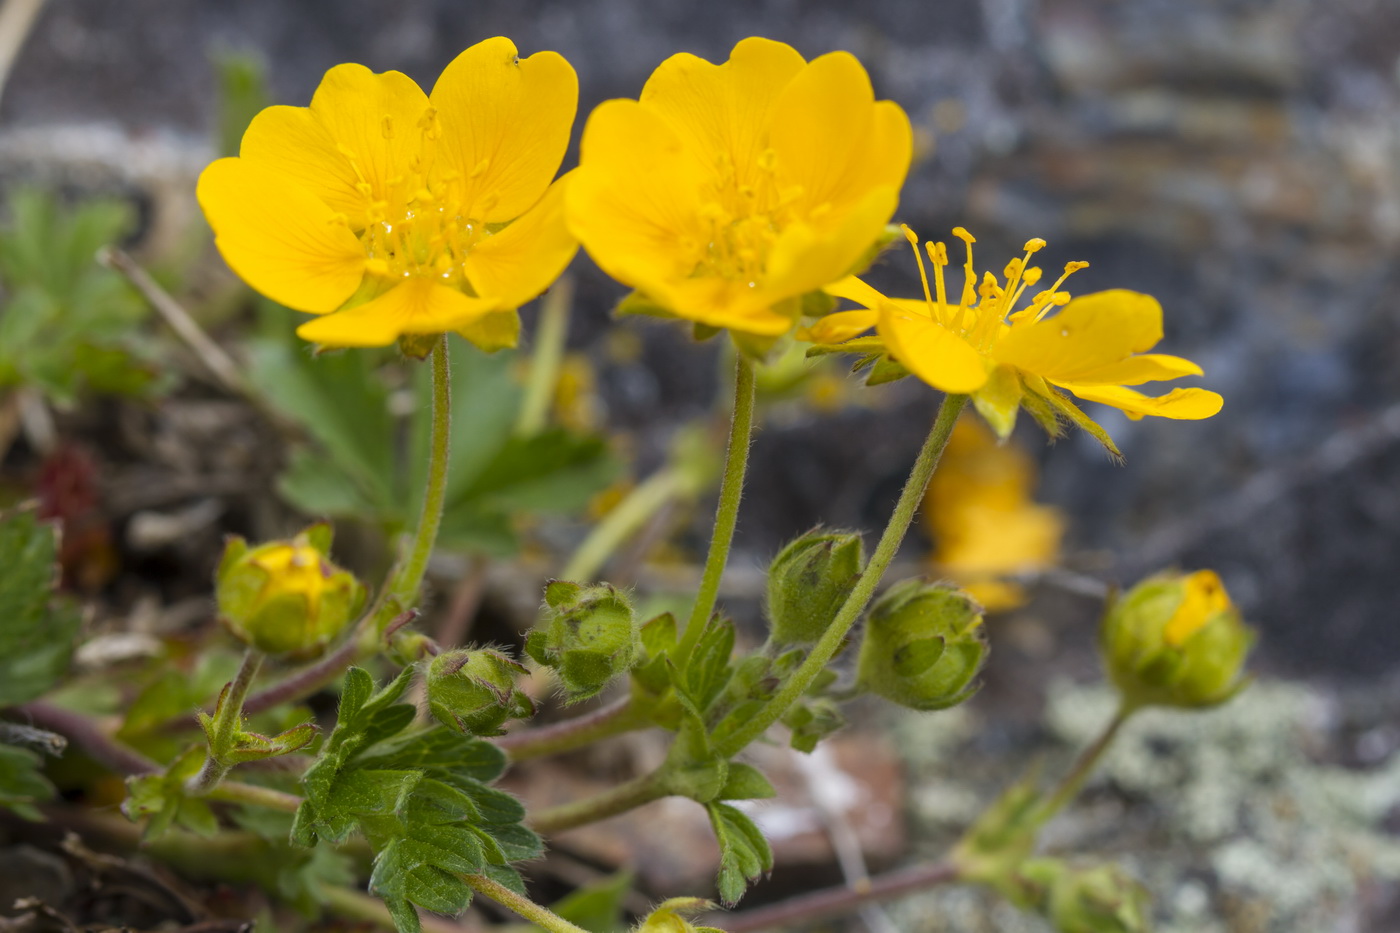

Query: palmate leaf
<box><xmin>707</xmin><ymin>802</ymin><xmax>774</xmax><ymax>907</ymax></box>
<box><xmin>290</xmin><ymin>668</ymin><xmax>538</xmax><ymax>933</ymax></box>
<box><xmin>0</xmin><ymin>744</ymin><xmax>55</xmax><ymax>821</ymax></box>
<box><xmin>0</xmin><ymin>509</ymin><xmax>82</xmax><ymax>706</ymax></box>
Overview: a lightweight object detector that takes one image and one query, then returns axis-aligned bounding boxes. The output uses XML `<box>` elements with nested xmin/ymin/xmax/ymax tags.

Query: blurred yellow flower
<box><xmin>810</xmin><ymin>226</ymin><xmax>1222</xmax><ymax>453</ymax></box>
<box><xmin>568</xmin><ymin>37</ymin><xmax>912</xmax><ymax>339</ymax></box>
<box><xmin>925</xmin><ymin>418</ymin><xmax>1064</xmax><ymax>611</ymax></box>
<box><xmin>198</xmin><ymin>37</ymin><xmax>579</xmax><ymax>348</ymax></box>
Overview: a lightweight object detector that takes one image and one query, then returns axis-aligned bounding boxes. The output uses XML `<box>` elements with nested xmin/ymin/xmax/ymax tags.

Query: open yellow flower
<box><xmin>567</xmin><ymin>37</ymin><xmax>911</xmax><ymax>341</ymax></box>
<box><xmin>925</xmin><ymin>417</ymin><xmax>1064</xmax><ymax>611</ymax></box>
<box><xmin>807</xmin><ymin>226</ymin><xmax>1222</xmax><ymax>454</ymax></box>
<box><xmin>198</xmin><ymin>37</ymin><xmax>579</xmax><ymax>349</ymax></box>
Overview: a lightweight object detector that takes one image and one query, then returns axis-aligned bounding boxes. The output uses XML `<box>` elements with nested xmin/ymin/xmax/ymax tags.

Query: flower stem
<box><xmin>560</xmin><ymin>467</ymin><xmax>684</xmax><ymax>583</ymax></box>
<box><xmin>464</xmin><ymin>872</ymin><xmax>588</xmax><ymax>933</ymax></box>
<box><xmin>207</xmin><ymin>779</ymin><xmax>302</xmax><ymax>813</ymax></box>
<box><xmin>389</xmin><ymin>336</ymin><xmax>453</xmax><ymax>614</ymax></box>
<box><xmin>516</xmin><ymin>277</ymin><xmax>572</xmax><ymax>437</ymax></box>
<box><xmin>1037</xmin><ymin>701</ymin><xmax>1136</xmax><ymax>821</ymax></box>
<box><xmin>676</xmin><ymin>354</ymin><xmax>757</xmax><ymax>667</ymax></box>
<box><xmin>494</xmin><ymin>694</ymin><xmax>650</xmax><ymax>762</ymax></box>
<box><xmin>717</xmin><ymin>859</ymin><xmax>962</xmax><ymax>933</ymax></box>
<box><xmin>186</xmin><ymin>647</ymin><xmax>264</xmax><ymax>795</ymax></box>
<box><xmin>716</xmin><ymin>393</ymin><xmax>967</xmax><ymax>758</ymax></box>
<box><xmin>527</xmin><ymin>768</ymin><xmax>672</xmax><ymax>835</ymax></box>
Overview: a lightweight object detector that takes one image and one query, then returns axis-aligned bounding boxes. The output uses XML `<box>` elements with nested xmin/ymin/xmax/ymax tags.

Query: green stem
<box><xmin>516</xmin><ymin>277</ymin><xmax>572</xmax><ymax>437</ymax></box>
<box><xmin>185</xmin><ymin>648</ymin><xmax>264</xmax><ymax>795</ymax></box>
<box><xmin>560</xmin><ymin>468</ymin><xmax>684</xmax><ymax>582</ymax></box>
<box><xmin>716</xmin><ymin>393</ymin><xmax>967</xmax><ymax>758</ymax></box>
<box><xmin>1038</xmin><ymin>702</ymin><xmax>1136</xmax><ymax>821</ymax></box>
<box><xmin>388</xmin><ymin>336</ymin><xmax>453</xmax><ymax>612</ymax></box>
<box><xmin>527</xmin><ymin>768</ymin><xmax>671</xmax><ymax>835</ymax></box>
<box><xmin>494</xmin><ymin>694</ymin><xmax>650</xmax><ymax>762</ymax></box>
<box><xmin>208</xmin><ymin>779</ymin><xmax>302</xmax><ymax>813</ymax></box>
<box><xmin>676</xmin><ymin>354</ymin><xmax>757</xmax><ymax>666</ymax></box>
<box><xmin>464</xmin><ymin>873</ymin><xmax>588</xmax><ymax>933</ymax></box>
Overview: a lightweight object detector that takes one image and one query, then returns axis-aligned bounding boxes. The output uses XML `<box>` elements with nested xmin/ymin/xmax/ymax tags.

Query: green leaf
<box><xmin>551</xmin><ymin>871</ymin><xmax>633</xmax><ymax>933</ymax></box>
<box><xmin>718</xmin><ymin>763</ymin><xmax>777</xmax><ymax>801</ymax></box>
<box><xmin>0</xmin><ymin>509</ymin><xmax>81</xmax><ymax>705</ymax></box>
<box><xmin>707</xmin><ymin>802</ymin><xmax>774</xmax><ymax>906</ymax></box>
<box><xmin>0</xmin><ymin>744</ymin><xmax>55</xmax><ymax>820</ymax></box>
<box><xmin>680</xmin><ymin>616</ymin><xmax>736</xmax><ymax>714</ymax></box>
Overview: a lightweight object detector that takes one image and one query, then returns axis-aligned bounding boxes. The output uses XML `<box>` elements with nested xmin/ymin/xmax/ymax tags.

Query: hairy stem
<box><xmin>717</xmin><ymin>860</ymin><xmax>961</xmax><ymax>933</ymax></box>
<box><xmin>527</xmin><ymin>768</ymin><xmax>671</xmax><ymax>835</ymax></box>
<box><xmin>676</xmin><ymin>354</ymin><xmax>757</xmax><ymax>666</ymax></box>
<box><xmin>560</xmin><ymin>467</ymin><xmax>683</xmax><ymax>583</ymax></box>
<box><xmin>186</xmin><ymin>647</ymin><xmax>264</xmax><ymax>795</ymax></box>
<box><xmin>1038</xmin><ymin>701</ymin><xmax>1136</xmax><ymax>821</ymax></box>
<box><xmin>494</xmin><ymin>694</ymin><xmax>650</xmax><ymax>762</ymax></box>
<box><xmin>717</xmin><ymin>393</ymin><xmax>967</xmax><ymax>757</ymax></box>
<box><xmin>207</xmin><ymin>779</ymin><xmax>302</xmax><ymax>813</ymax></box>
<box><xmin>390</xmin><ymin>336</ymin><xmax>453</xmax><ymax>612</ymax></box>
<box><xmin>464</xmin><ymin>872</ymin><xmax>588</xmax><ymax>933</ymax></box>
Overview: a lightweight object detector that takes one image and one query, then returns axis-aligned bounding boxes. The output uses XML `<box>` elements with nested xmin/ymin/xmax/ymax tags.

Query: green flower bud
<box><xmin>635</xmin><ymin>897</ymin><xmax>724</xmax><ymax>933</ymax></box>
<box><xmin>856</xmin><ymin>579</ymin><xmax>987</xmax><ymax>711</ymax></box>
<box><xmin>1020</xmin><ymin>860</ymin><xmax>1151</xmax><ymax>933</ymax></box>
<box><xmin>426</xmin><ymin>648</ymin><xmax>535</xmax><ymax>736</ymax></box>
<box><xmin>215</xmin><ymin>524</ymin><xmax>365</xmax><ymax>658</ymax></box>
<box><xmin>1100</xmin><ymin>570</ymin><xmax>1253</xmax><ymax>710</ymax></box>
<box><xmin>525</xmin><ymin>580</ymin><xmax>640</xmax><ymax>703</ymax></box>
<box><xmin>766</xmin><ymin>529</ymin><xmax>864</xmax><ymax>646</ymax></box>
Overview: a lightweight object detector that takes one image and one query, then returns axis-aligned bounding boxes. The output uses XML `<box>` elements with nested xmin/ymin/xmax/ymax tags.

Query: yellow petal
<box><xmin>797</xmin><ymin>309</ymin><xmax>878</xmax><ymax>343</ymax></box>
<box><xmin>652</xmin><ymin>277</ymin><xmax>794</xmax><ymax>336</ymax></box>
<box><xmin>1067</xmin><ymin>353</ymin><xmax>1204</xmax><ymax>386</ymax></box>
<box><xmin>569</xmin><ymin>98</ymin><xmax>710</xmax><ymax>297</ymax></box>
<box><xmin>308</xmin><ymin>64</ymin><xmax>430</xmax><ymax>209</ymax></box>
<box><xmin>456</xmin><ymin>310</ymin><xmax>521</xmax><ymax>353</ymax></box>
<box><xmin>823</xmin><ymin>275</ymin><xmax>887</xmax><ymax>308</ymax></box>
<box><xmin>197</xmin><ymin>157</ymin><xmax>365</xmax><ymax>313</ymax></box>
<box><xmin>993</xmin><ymin>290</ymin><xmax>1165</xmax><ymax>384</ymax></box>
<box><xmin>465</xmin><ymin>175</ymin><xmax>577</xmax><ymax>309</ymax></box>
<box><xmin>1060</xmin><ymin>384</ymin><xmax>1224</xmax><ymax>421</ymax></box>
<box><xmin>430</xmin><ymin>37</ymin><xmax>577</xmax><ymax>223</ymax></box>
<box><xmin>239</xmin><ymin>105</ymin><xmax>370</xmax><ymax>228</ymax></box>
<box><xmin>764</xmin><ymin>185</ymin><xmax>898</xmax><ymax>299</ymax></box>
<box><xmin>770</xmin><ymin>52</ymin><xmax>909</xmax><ymax>214</ymax></box>
<box><xmin>640</xmin><ymin>37</ymin><xmax>805</xmax><ymax>190</ymax></box>
<box><xmin>878</xmin><ymin>301</ymin><xmax>988</xmax><ymax>394</ymax></box>
<box><xmin>295</xmin><ymin>278</ymin><xmax>495</xmax><ymax>347</ymax></box>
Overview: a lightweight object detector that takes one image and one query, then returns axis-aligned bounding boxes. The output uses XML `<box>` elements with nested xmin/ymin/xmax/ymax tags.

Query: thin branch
<box><xmin>16</xmin><ymin>701</ymin><xmax>159</xmax><ymax>775</ymax></box>
<box><xmin>715</xmin><ymin>860</ymin><xmax>961</xmax><ymax>933</ymax></box>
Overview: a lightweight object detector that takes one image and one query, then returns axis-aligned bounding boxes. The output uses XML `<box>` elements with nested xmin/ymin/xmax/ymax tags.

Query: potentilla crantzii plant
<box><xmin>0</xmin><ymin>33</ymin><xmax>1253</xmax><ymax>933</ymax></box>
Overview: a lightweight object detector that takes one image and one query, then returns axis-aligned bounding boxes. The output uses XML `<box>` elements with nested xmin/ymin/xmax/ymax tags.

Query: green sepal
<box><xmin>707</xmin><ymin>802</ymin><xmax>774</xmax><ymax>906</ymax></box>
<box><xmin>616</xmin><ymin>290</ymin><xmax>677</xmax><ymax>320</ymax></box>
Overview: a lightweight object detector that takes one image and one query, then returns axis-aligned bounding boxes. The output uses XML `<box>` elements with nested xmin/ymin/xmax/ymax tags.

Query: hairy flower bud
<box><xmin>215</xmin><ymin>524</ymin><xmax>364</xmax><ymax>658</ymax></box>
<box><xmin>766</xmin><ymin>529</ymin><xmax>864</xmax><ymax>646</ymax></box>
<box><xmin>525</xmin><ymin>580</ymin><xmax>639</xmax><ymax>702</ymax></box>
<box><xmin>856</xmin><ymin>579</ymin><xmax>986</xmax><ymax>711</ymax></box>
<box><xmin>1100</xmin><ymin>570</ymin><xmax>1253</xmax><ymax>710</ymax></box>
<box><xmin>635</xmin><ymin>897</ymin><xmax>724</xmax><ymax>933</ymax></box>
<box><xmin>426</xmin><ymin>648</ymin><xmax>534</xmax><ymax>736</ymax></box>
<box><xmin>1020</xmin><ymin>859</ymin><xmax>1150</xmax><ymax>933</ymax></box>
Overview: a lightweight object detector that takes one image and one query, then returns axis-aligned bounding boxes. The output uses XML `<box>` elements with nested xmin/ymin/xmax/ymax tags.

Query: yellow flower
<box><xmin>808</xmin><ymin>226</ymin><xmax>1222</xmax><ymax>454</ymax></box>
<box><xmin>567</xmin><ymin>37</ymin><xmax>912</xmax><ymax>340</ymax></box>
<box><xmin>925</xmin><ymin>418</ymin><xmax>1064</xmax><ymax>611</ymax></box>
<box><xmin>198</xmin><ymin>37</ymin><xmax>579</xmax><ymax>349</ymax></box>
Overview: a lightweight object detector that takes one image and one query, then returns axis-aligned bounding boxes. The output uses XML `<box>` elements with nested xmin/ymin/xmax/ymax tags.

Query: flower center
<box><xmin>902</xmin><ymin>225</ymin><xmax>1088</xmax><ymax>352</ymax></box>
<box><xmin>688</xmin><ymin>148</ymin><xmax>805</xmax><ymax>288</ymax></box>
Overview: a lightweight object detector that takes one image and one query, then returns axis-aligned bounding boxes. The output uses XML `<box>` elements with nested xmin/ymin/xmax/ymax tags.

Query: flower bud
<box><xmin>215</xmin><ymin>525</ymin><xmax>364</xmax><ymax>658</ymax></box>
<box><xmin>1100</xmin><ymin>570</ymin><xmax>1253</xmax><ymax>710</ymax></box>
<box><xmin>425</xmin><ymin>648</ymin><xmax>535</xmax><ymax>736</ymax></box>
<box><xmin>856</xmin><ymin>579</ymin><xmax>986</xmax><ymax>711</ymax></box>
<box><xmin>635</xmin><ymin>897</ymin><xmax>723</xmax><ymax>933</ymax></box>
<box><xmin>766</xmin><ymin>529</ymin><xmax>864</xmax><ymax>646</ymax></box>
<box><xmin>1020</xmin><ymin>860</ymin><xmax>1150</xmax><ymax>933</ymax></box>
<box><xmin>525</xmin><ymin>580</ymin><xmax>639</xmax><ymax>703</ymax></box>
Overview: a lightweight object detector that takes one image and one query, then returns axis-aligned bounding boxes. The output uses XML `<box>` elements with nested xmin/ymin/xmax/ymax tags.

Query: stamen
<box><xmin>925</xmin><ymin>241</ymin><xmax>949</xmax><ymax>309</ymax></box>
<box><xmin>1031</xmin><ymin>261</ymin><xmax>1089</xmax><ymax>323</ymax></box>
<box><xmin>952</xmin><ymin>227</ymin><xmax>977</xmax><ymax>310</ymax></box>
<box><xmin>901</xmin><ymin>225</ymin><xmax>935</xmax><ymax>312</ymax></box>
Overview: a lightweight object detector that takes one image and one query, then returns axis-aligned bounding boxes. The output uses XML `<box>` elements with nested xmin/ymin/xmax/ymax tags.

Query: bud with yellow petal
<box><xmin>425</xmin><ymin>648</ymin><xmax>535</xmax><ymax>737</ymax></box>
<box><xmin>1100</xmin><ymin>570</ymin><xmax>1253</xmax><ymax>710</ymax></box>
<box><xmin>766</xmin><ymin>529</ymin><xmax>864</xmax><ymax>647</ymax></box>
<box><xmin>215</xmin><ymin>524</ymin><xmax>365</xmax><ymax>658</ymax></box>
<box><xmin>634</xmin><ymin>897</ymin><xmax>725</xmax><ymax>933</ymax></box>
<box><xmin>526</xmin><ymin>580</ymin><xmax>639</xmax><ymax>703</ymax></box>
<box><xmin>856</xmin><ymin>579</ymin><xmax>987</xmax><ymax>711</ymax></box>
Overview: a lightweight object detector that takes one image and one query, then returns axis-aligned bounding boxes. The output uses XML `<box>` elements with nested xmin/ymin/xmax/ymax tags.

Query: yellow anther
<box><xmin>902</xmin><ymin>225</ymin><xmax>936</xmax><ymax>310</ymax></box>
<box><xmin>414</xmin><ymin>187</ymin><xmax>435</xmax><ymax>204</ymax></box>
<box><xmin>952</xmin><ymin>227</ymin><xmax>976</xmax><ymax>244</ymax></box>
<box><xmin>978</xmin><ymin>271</ymin><xmax>1002</xmax><ymax>299</ymax></box>
<box><xmin>1023</xmin><ymin>267</ymin><xmax>1042</xmax><ymax>286</ymax></box>
<box><xmin>757</xmin><ymin>148</ymin><xmax>778</xmax><ymax>172</ymax></box>
<box><xmin>1023</xmin><ymin>237</ymin><xmax>1046</xmax><ymax>253</ymax></box>
<box><xmin>924</xmin><ymin>241</ymin><xmax>948</xmax><ymax>306</ymax></box>
<box><xmin>1003</xmin><ymin>257</ymin><xmax>1023</xmax><ymax>280</ymax></box>
<box><xmin>1065</xmin><ymin>261</ymin><xmax>1090</xmax><ymax>274</ymax></box>
<box><xmin>364</xmin><ymin>258</ymin><xmax>390</xmax><ymax>276</ymax></box>
<box><xmin>469</xmin><ymin>158</ymin><xmax>491</xmax><ymax>179</ymax></box>
<box><xmin>356</xmin><ymin>182</ymin><xmax>374</xmax><ymax>198</ymax></box>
